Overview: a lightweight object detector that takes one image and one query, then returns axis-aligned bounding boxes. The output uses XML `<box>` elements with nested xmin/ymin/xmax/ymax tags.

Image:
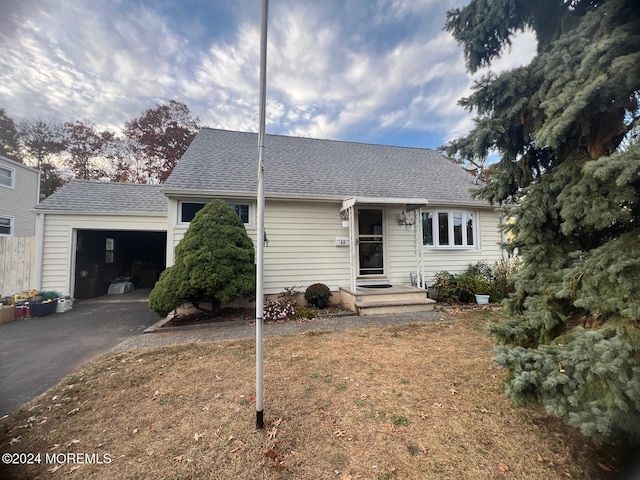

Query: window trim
<box><xmin>0</xmin><ymin>165</ymin><xmax>15</xmax><ymax>189</ymax></box>
<box><xmin>423</xmin><ymin>209</ymin><xmax>477</xmax><ymax>249</ymax></box>
<box><xmin>178</xmin><ymin>200</ymin><xmax>254</xmax><ymax>228</ymax></box>
<box><xmin>0</xmin><ymin>215</ymin><xmax>14</xmax><ymax>237</ymax></box>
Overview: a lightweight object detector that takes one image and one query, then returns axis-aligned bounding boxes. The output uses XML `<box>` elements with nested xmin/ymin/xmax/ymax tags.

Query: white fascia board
<box><xmin>426</xmin><ymin>200</ymin><xmax>493</xmax><ymax>209</ymax></box>
<box><xmin>31</xmin><ymin>209</ymin><xmax>168</xmax><ymax>217</ymax></box>
<box><xmin>341</xmin><ymin>196</ymin><xmax>429</xmax><ymax>211</ymax></box>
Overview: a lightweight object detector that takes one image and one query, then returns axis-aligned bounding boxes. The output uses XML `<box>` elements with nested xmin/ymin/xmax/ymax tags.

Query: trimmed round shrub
<box><xmin>149</xmin><ymin>199</ymin><xmax>256</xmax><ymax>317</ymax></box>
<box><xmin>304</xmin><ymin>283</ymin><xmax>331</xmax><ymax>306</ymax></box>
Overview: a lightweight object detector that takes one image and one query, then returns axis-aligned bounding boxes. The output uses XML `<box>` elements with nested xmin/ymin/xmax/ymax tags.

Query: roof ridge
<box><xmin>68</xmin><ymin>179</ymin><xmax>161</xmax><ymax>188</ymax></box>
<box><xmin>198</xmin><ymin>127</ymin><xmax>441</xmax><ymax>153</ymax></box>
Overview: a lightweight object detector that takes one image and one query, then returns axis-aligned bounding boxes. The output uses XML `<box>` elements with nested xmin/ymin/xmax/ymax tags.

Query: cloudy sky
<box><xmin>0</xmin><ymin>0</ymin><xmax>536</xmax><ymax>150</ymax></box>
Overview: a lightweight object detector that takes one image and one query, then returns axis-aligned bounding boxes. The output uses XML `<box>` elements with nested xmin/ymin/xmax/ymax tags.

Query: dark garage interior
<box><xmin>74</xmin><ymin>230</ymin><xmax>167</xmax><ymax>299</ymax></box>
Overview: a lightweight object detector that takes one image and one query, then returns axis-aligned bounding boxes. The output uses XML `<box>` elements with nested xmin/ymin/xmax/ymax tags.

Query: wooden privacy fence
<box><xmin>0</xmin><ymin>236</ymin><xmax>36</xmax><ymax>296</ymax></box>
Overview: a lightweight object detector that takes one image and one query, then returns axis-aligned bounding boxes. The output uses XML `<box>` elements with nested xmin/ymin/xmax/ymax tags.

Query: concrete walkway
<box><xmin>111</xmin><ymin>310</ymin><xmax>450</xmax><ymax>352</ymax></box>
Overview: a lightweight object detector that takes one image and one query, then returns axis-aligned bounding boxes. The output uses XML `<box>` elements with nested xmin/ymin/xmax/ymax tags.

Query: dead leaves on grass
<box><xmin>0</xmin><ymin>315</ymin><xmax>620</xmax><ymax>480</ymax></box>
<box><xmin>264</xmin><ymin>447</ymin><xmax>286</xmax><ymax>472</ymax></box>
<box><xmin>47</xmin><ymin>464</ymin><xmax>63</xmax><ymax>474</ymax></box>
<box><xmin>266</xmin><ymin>417</ymin><xmax>282</xmax><ymax>439</ymax></box>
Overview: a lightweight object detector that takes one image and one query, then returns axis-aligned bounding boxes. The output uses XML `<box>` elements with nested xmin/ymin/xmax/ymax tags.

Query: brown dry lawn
<box><xmin>0</xmin><ymin>310</ymin><xmax>630</xmax><ymax>479</ymax></box>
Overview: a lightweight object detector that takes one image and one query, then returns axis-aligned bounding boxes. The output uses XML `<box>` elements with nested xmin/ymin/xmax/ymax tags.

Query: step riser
<box><xmin>355</xmin><ymin>292</ymin><xmax>427</xmax><ymax>304</ymax></box>
<box><xmin>357</xmin><ymin>303</ymin><xmax>435</xmax><ymax>316</ymax></box>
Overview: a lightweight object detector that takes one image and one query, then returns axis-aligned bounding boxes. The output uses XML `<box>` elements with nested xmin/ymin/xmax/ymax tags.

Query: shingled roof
<box><xmin>162</xmin><ymin>128</ymin><xmax>486</xmax><ymax>206</ymax></box>
<box><xmin>36</xmin><ymin>179</ymin><xmax>166</xmax><ymax>214</ymax></box>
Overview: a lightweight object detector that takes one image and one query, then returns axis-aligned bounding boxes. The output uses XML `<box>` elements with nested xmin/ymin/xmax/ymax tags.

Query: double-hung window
<box><xmin>0</xmin><ymin>216</ymin><xmax>13</xmax><ymax>236</ymax></box>
<box><xmin>423</xmin><ymin>210</ymin><xmax>476</xmax><ymax>248</ymax></box>
<box><xmin>105</xmin><ymin>237</ymin><xmax>115</xmax><ymax>263</ymax></box>
<box><xmin>0</xmin><ymin>165</ymin><xmax>14</xmax><ymax>188</ymax></box>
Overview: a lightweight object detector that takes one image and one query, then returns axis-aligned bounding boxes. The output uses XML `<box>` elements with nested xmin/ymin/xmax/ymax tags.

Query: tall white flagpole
<box><xmin>255</xmin><ymin>0</ymin><xmax>269</xmax><ymax>430</ymax></box>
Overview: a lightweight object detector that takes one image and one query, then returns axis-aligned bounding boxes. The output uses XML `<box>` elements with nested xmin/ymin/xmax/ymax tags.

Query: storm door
<box><xmin>357</xmin><ymin>208</ymin><xmax>384</xmax><ymax>276</ymax></box>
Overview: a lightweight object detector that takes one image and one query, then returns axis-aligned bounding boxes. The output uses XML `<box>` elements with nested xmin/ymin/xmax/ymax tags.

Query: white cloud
<box><xmin>0</xmin><ymin>0</ymin><xmax>537</xmax><ymax>150</ymax></box>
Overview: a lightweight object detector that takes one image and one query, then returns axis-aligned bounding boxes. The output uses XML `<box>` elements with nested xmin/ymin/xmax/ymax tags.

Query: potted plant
<box><xmin>472</xmin><ymin>275</ymin><xmax>491</xmax><ymax>304</ymax></box>
<box><xmin>304</xmin><ymin>283</ymin><xmax>332</xmax><ymax>309</ymax></box>
<box><xmin>338</xmin><ymin>210</ymin><xmax>349</xmax><ymax>227</ymax></box>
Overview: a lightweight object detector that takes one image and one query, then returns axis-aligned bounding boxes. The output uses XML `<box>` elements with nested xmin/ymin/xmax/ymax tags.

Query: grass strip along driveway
<box><xmin>0</xmin><ymin>310</ymin><xmax>631</xmax><ymax>479</ymax></box>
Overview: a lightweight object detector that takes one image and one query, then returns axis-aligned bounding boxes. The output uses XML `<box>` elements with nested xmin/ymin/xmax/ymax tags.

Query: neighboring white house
<box><xmin>34</xmin><ymin>128</ymin><xmax>505</xmax><ymax>303</ymax></box>
<box><xmin>0</xmin><ymin>155</ymin><xmax>40</xmax><ymax>237</ymax></box>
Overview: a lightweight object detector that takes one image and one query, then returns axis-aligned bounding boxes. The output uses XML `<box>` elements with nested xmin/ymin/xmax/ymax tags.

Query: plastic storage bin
<box><xmin>29</xmin><ymin>299</ymin><xmax>58</xmax><ymax>317</ymax></box>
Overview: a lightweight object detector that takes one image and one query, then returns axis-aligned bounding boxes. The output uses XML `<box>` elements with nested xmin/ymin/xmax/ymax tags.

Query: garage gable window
<box><xmin>0</xmin><ymin>216</ymin><xmax>13</xmax><ymax>236</ymax></box>
<box><xmin>423</xmin><ymin>209</ymin><xmax>476</xmax><ymax>248</ymax></box>
<box><xmin>179</xmin><ymin>201</ymin><xmax>251</xmax><ymax>226</ymax></box>
<box><xmin>105</xmin><ymin>237</ymin><xmax>115</xmax><ymax>263</ymax></box>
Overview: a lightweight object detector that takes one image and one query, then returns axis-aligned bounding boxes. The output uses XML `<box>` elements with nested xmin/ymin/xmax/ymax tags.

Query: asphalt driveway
<box><xmin>0</xmin><ymin>291</ymin><xmax>159</xmax><ymax>416</ymax></box>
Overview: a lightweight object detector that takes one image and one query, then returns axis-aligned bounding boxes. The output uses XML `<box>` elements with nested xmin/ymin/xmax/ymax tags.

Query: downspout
<box><xmin>34</xmin><ymin>212</ymin><xmax>45</xmax><ymax>291</ymax></box>
<box><xmin>414</xmin><ymin>207</ymin><xmax>425</xmax><ymax>288</ymax></box>
<box><xmin>419</xmin><ymin>208</ymin><xmax>425</xmax><ymax>289</ymax></box>
<box><xmin>166</xmin><ymin>198</ymin><xmax>177</xmax><ymax>267</ymax></box>
<box><xmin>349</xmin><ymin>205</ymin><xmax>356</xmax><ymax>292</ymax></box>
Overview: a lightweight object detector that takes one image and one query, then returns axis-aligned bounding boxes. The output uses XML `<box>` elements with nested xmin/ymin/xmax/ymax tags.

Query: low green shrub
<box><xmin>432</xmin><ymin>259</ymin><xmax>520</xmax><ymax>304</ymax></box>
<box><xmin>293</xmin><ymin>306</ymin><xmax>316</xmax><ymax>319</ymax></box>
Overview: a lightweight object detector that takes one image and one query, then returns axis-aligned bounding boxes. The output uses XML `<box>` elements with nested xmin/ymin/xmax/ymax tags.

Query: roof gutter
<box><xmin>161</xmin><ymin>188</ymin><xmax>493</xmax><ymax>209</ymax></box>
<box><xmin>31</xmin><ymin>209</ymin><xmax>168</xmax><ymax>217</ymax></box>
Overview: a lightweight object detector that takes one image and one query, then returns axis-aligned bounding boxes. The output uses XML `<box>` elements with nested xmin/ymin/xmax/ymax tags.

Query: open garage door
<box><xmin>74</xmin><ymin>230</ymin><xmax>166</xmax><ymax>299</ymax></box>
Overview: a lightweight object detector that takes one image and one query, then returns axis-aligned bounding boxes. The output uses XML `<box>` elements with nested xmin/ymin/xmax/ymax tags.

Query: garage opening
<box><xmin>74</xmin><ymin>230</ymin><xmax>167</xmax><ymax>299</ymax></box>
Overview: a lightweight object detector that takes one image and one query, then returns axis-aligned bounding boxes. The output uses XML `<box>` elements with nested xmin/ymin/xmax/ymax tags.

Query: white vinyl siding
<box><xmin>262</xmin><ymin>201</ymin><xmax>351</xmax><ymax>293</ymax></box>
<box><xmin>169</xmin><ymin>200</ymin><xmax>503</xmax><ymax>295</ymax></box>
<box><xmin>0</xmin><ymin>157</ymin><xmax>39</xmax><ymax>236</ymax></box>
<box><xmin>39</xmin><ymin>213</ymin><xmax>167</xmax><ymax>295</ymax></box>
<box><xmin>171</xmin><ymin>200</ymin><xmax>351</xmax><ymax>295</ymax></box>
<box><xmin>387</xmin><ymin>205</ymin><xmax>504</xmax><ymax>287</ymax></box>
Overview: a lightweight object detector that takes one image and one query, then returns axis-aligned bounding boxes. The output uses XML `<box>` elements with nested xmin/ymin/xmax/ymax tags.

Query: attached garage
<box><xmin>34</xmin><ymin>180</ymin><xmax>168</xmax><ymax>299</ymax></box>
<box><xmin>74</xmin><ymin>229</ymin><xmax>166</xmax><ymax>299</ymax></box>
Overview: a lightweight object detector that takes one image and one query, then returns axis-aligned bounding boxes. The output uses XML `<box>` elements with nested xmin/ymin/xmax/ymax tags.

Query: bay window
<box><xmin>423</xmin><ymin>210</ymin><xmax>476</xmax><ymax>248</ymax></box>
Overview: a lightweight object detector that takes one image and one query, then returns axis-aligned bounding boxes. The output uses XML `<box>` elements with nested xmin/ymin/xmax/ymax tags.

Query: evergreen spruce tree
<box><xmin>149</xmin><ymin>199</ymin><xmax>256</xmax><ymax>317</ymax></box>
<box><xmin>443</xmin><ymin>0</ymin><xmax>640</xmax><ymax>444</ymax></box>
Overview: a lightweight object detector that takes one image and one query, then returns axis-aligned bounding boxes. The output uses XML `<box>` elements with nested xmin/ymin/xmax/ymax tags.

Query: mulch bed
<box><xmin>161</xmin><ymin>305</ymin><xmax>352</xmax><ymax>328</ymax></box>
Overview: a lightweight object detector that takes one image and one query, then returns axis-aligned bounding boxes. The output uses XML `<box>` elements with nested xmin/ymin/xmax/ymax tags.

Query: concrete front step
<box><xmin>355</xmin><ymin>291</ymin><xmax>427</xmax><ymax>304</ymax></box>
<box><xmin>355</xmin><ymin>298</ymin><xmax>436</xmax><ymax>316</ymax></box>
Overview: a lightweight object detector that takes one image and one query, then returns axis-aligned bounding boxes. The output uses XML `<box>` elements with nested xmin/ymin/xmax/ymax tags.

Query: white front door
<box><xmin>357</xmin><ymin>208</ymin><xmax>385</xmax><ymax>277</ymax></box>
